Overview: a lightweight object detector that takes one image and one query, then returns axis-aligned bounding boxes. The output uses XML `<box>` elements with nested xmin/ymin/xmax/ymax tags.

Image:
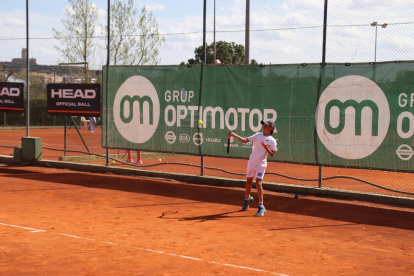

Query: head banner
<box><xmin>0</xmin><ymin>82</ymin><xmax>24</xmax><ymax>113</ymax></box>
<box><xmin>47</xmin><ymin>83</ymin><xmax>101</xmax><ymax>117</ymax></box>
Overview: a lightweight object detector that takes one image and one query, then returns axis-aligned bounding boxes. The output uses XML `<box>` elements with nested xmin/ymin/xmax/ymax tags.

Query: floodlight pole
<box><xmin>371</xmin><ymin>22</ymin><xmax>387</xmax><ymax>62</ymax></box>
<box><xmin>202</xmin><ymin>0</ymin><xmax>207</xmax><ymax>64</ymax></box>
<box><xmin>105</xmin><ymin>0</ymin><xmax>111</xmax><ymax>166</ymax></box>
<box><xmin>245</xmin><ymin>0</ymin><xmax>250</xmax><ymax>65</ymax></box>
<box><xmin>322</xmin><ymin>0</ymin><xmax>328</xmax><ymax>64</ymax></box>
<box><xmin>375</xmin><ymin>25</ymin><xmax>377</xmax><ymax>62</ymax></box>
<box><xmin>26</xmin><ymin>0</ymin><xmax>30</xmax><ymax>137</ymax></box>
<box><xmin>213</xmin><ymin>0</ymin><xmax>216</xmax><ymax>64</ymax></box>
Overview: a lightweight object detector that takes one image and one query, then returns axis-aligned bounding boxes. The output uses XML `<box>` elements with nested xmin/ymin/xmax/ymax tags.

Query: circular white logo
<box><xmin>165</xmin><ymin>131</ymin><xmax>176</xmax><ymax>144</ymax></box>
<box><xmin>113</xmin><ymin>76</ymin><xmax>160</xmax><ymax>144</ymax></box>
<box><xmin>316</xmin><ymin>75</ymin><xmax>390</xmax><ymax>159</ymax></box>
<box><xmin>193</xmin><ymin>133</ymin><xmax>203</xmax><ymax>146</ymax></box>
<box><xmin>396</xmin><ymin>144</ymin><xmax>413</xmax><ymax>161</ymax></box>
<box><xmin>179</xmin><ymin>134</ymin><xmax>190</xmax><ymax>143</ymax></box>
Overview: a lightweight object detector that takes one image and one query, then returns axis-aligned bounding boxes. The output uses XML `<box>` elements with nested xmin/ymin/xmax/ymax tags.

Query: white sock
<box><xmin>259</xmin><ymin>202</ymin><xmax>264</xmax><ymax>207</ymax></box>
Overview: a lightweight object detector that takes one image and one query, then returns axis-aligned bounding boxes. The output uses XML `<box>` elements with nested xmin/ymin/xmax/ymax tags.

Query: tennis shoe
<box><xmin>135</xmin><ymin>160</ymin><xmax>143</xmax><ymax>165</ymax></box>
<box><xmin>255</xmin><ymin>206</ymin><xmax>266</xmax><ymax>217</ymax></box>
<box><xmin>126</xmin><ymin>159</ymin><xmax>134</xmax><ymax>163</ymax></box>
<box><xmin>241</xmin><ymin>196</ymin><xmax>254</xmax><ymax>211</ymax></box>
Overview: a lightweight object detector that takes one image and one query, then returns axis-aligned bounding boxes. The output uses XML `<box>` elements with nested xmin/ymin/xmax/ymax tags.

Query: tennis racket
<box><xmin>117</xmin><ymin>149</ymin><xmax>128</xmax><ymax>159</ymax></box>
<box><xmin>227</xmin><ymin>132</ymin><xmax>232</xmax><ymax>154</ymax></box>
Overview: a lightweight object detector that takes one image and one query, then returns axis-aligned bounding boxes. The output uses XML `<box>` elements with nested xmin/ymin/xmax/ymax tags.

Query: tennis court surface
<box><xmin>1</xmin><ymin>164</ymin><xmax>414</xmax><ymax>275</ymax></box>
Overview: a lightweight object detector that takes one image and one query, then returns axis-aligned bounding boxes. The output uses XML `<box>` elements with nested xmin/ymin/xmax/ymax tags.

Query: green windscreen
<box><xmin>102</xmin><ymin>62</ymin><xmax>414</xmax><ymax>172</ymax></box>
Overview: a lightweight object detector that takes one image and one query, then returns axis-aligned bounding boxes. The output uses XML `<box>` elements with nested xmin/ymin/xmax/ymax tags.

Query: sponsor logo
<box><xmin>206</xmin><ymin>138</ymin><xmax>221</xmax><ymax>143</ymax></box>
<box><xmin>316</xmin><ymin>75</ymin><xmax>390</xmax><ymax>159</ymax></box>
<box><xmin>165</xmin><ymin>131</ymin><xmax>176</xmax><ymax>144</ymax></box>
<box><xmin>113</xmin><ymin>76</ymin><xmax>160</xmax><ymax>144</ymax></box>
<box><xmin>242</xmin><ymin>140</ymin><xmax>253</xmax><ymax>148</ymax></box>
<box><xmin>396</xmin><ymin>144</ymin><xmax>413</xmax><ymax>161</ymax></box>
<box><xmin>0</xmin><ymin>99</ymin><xmax>15</xmax><ymax>103</ymax></box>
<box><xmin>51</xmin><ymin>89</ymin><xmax>96</xmax><ymax>99</ymax></box>
<box><xmin>0</xmin><ymin>87</ymin><xmax>21</xmax><ymax>96</ymax></box>
<box><xmin>179</xmin><ymin>133</ymin><xmax>190</xmax><ymax>143</ymax></box>
<box><xmin>193</xmin><ymin>132</ymin><xmax>203</xmax><ymax>146</ymax></box>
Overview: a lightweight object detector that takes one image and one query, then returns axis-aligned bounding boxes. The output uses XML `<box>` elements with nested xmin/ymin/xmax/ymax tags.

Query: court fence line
<box><xmin>0</xmin><ymin>144</ymin><xmax>409</xmax><ymax>197</ymax></box>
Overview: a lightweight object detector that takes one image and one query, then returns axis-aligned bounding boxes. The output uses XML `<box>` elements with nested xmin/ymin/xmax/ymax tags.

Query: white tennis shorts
<box><xmin>246</xmin><ymin>161</ymin><xmax>267</xmax><ymax>179</ymax></box>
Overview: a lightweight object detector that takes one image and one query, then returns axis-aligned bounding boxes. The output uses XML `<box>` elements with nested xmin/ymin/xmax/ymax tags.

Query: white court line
<box><xmin>0</xmin><ymin>222</ymin><xmax>46</xmax><ymax>233</ymax></box>
<box><xmin>0</xmin><ymin>222</ymin><xmax>288</xmax><ymax>275</ymax></box>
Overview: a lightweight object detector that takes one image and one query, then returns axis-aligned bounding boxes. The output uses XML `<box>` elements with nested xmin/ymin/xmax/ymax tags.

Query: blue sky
<box><xmin>1</xmin><ymin>0</ymin><xmax>413</xmax><ymax>69</ymax></box>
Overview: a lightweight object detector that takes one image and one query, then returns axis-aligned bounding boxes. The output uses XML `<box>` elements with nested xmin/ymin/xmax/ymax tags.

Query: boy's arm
<box><xmin>229</xmin><ymin>132</ymin><xmax>249</xmax><ymax>144</ymax></box>
<box><xmin>261</xmin><ymin>141</ymin><xmax>275</xmax><ymax>158</ymax></box>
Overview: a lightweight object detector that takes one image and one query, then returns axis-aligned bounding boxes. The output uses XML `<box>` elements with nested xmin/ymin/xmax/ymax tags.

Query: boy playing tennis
<box><xmin>228</xmin><ymin>120</ymin><xmax>277</xmax><ymax>216</ymax></box>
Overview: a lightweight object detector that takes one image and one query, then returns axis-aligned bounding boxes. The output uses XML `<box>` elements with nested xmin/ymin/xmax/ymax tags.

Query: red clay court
<box><xmin>1</xmin><ymin>164</ymin><xmax>414</xmax><ymax>275</ymax></box>
<box><xmin>1</xmin><ymin>127</ymin><xmax>414</xmax><ymax>198</ymax></box>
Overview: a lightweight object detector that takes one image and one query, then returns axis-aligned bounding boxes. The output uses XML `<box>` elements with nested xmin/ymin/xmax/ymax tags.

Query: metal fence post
<box><xmin>318</xmin><ymin>165</ymin><xmax>323</xmax><ymax>188</ymax></box>
<box><xmin>201</xmin><ymin>155</ymin><xmax>204</xmax><ymax>176</ymax></box>
<box><xmin>71</xmin><ymin>117</ymin><xmax>90</xmax><ymax>153</ymax></box>
<box><xmin>64</xmin><ymin>116</ymin><xmax>67</xmax><ymax>156</ymax></box>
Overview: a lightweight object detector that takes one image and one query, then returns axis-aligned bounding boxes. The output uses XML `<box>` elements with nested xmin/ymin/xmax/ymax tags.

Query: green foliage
<box><xmin>52</xmin><ymin>0</ymin><xmax>99</xmax><ymax>66</ymax></box>
<box><xmin>16</xmin><ymin>70</ymin><xmax>46</xmax><ymax>99</ymax></box>
<box><xmin>104</xmin><ymin>1</ymin><xmax>166</xmax><ymax>65</ymax></box>
<box><xmin>0</xmin><ymin>99</ymin><xmax>67</xmax><ymax>127</ymax></box>
<box><xmin>250</xmin><ymin>59</ymin><xmax>258</xmax><ymax>65</ymax></box>
<box><xmin>188</xmin><ymin>41</ymin><xmax>245</xmax><ymax>65</ymax></box>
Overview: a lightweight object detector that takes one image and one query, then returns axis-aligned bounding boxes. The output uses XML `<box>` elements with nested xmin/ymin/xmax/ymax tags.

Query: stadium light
<box><xmin>371</xmin><ymin>22</ymin><xmax>387</xmax><ymax>62</ymax></box>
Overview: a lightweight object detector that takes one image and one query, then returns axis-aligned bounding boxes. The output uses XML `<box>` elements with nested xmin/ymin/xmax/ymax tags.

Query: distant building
<box><xmin>1</xmin><ymin>72</ymin><xmax>26</xmax><ymax>84</ymax></box>
<box><xmin>1</xmin><ymin>48</ymin><xmax>83</xmax><ymax>74</ymax></box>
<box><xmin>1</xmin><ymin>48</ymin><xmax>100</xmax><ymax>83</ymax></box>
<box><xmin>10</xmin><ymin>48</ymin><xmax>37</xmax><ymax>67</ymax></box>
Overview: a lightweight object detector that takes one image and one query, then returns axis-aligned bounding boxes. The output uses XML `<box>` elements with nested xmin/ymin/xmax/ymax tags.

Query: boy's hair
<box><xmin>261</xmin><ymin>119</ymin><xmax>275</xmax><ymax>135</ymax></box>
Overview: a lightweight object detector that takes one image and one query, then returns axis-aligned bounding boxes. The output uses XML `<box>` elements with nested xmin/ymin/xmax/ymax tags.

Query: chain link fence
<box><xmin>1</xmin><ymin>0</ymin><xmax>414</xmax><ymax>202</ymax></box>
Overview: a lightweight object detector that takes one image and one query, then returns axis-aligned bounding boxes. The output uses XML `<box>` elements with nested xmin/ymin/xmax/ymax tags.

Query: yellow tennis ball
<box><xmin>159</xmin><ymin>159</ymin><xmax>162</xmax><ymax>162</ymax></box>
<box><xmin>112</xmin><ymin>161</ymin><xmax>115</xmax><ymax>164</ymax></box>
<box><xmin>198</xmin><ymin>120</ymin><xmax>203</xmax><ymax>125</ymax></box>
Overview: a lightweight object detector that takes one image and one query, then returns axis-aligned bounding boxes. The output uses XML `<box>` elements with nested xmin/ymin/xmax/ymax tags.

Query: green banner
<box><xmin>103</xmin><ymin>62</ymin><xmax>414</xmax><ymax>172</ymax></box>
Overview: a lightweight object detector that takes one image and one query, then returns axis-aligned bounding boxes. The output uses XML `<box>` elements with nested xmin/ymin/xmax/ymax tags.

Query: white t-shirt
<box><xmin>247</xmin><ymin>133</ymin><xmax>277</xmax><ymax>165</ymax></box>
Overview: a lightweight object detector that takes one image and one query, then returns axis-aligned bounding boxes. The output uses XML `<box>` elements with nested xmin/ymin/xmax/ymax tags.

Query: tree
<box><xmin>250</xmin><ymin>59</ymin><xmax>258</xmax><ymax>65</ymax></box>
<box><xmin>52</xmin><ymin>0</ymin><xmax>99</xmax><ymax>71</ymax></box>
<box><xmin>0</xmin><ymin>67</ymin><xmax>14</xmax><ymax>82</ymax></box>
<box><xmin>188</xmin><ymin>41</ymin><xmax>245</xmax><ymax>65</ymax></box>
<box><xmin>16</xmin><ymin>70</ymin><xmax>46</xmax><ymax>99</ymax></box>
<box><xmin>104</xmin><ymin>1</ymin><xmax>165</xmax><ymax>65</ymax></box>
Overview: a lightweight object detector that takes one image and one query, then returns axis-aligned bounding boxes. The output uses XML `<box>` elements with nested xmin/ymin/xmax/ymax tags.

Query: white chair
<box><xmin>80</xmin><ymin>117</ymin><xmax>90</xmax><ymax>128</ymax></box>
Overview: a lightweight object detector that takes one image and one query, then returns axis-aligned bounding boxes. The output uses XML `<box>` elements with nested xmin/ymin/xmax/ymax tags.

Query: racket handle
<box><xmin>227</xmin><ymin>132</ymin><xmax>232</xmax><ymax>154</ymax></box>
